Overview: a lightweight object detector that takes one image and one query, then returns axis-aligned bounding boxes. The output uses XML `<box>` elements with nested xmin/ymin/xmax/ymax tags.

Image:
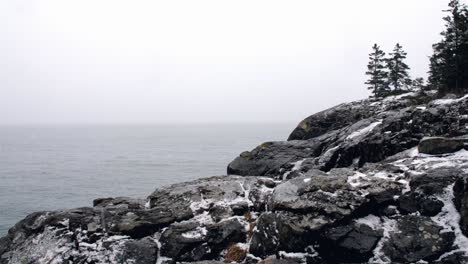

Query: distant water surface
<box><xmin>0</xmin><ymin>123</ymin><xmax>293</xmax><ymax>236</ymax></box>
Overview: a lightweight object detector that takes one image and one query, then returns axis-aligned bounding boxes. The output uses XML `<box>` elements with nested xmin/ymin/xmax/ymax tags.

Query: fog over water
<box><xmin>0</xmin><ymin>0</ymin><xmax>450</xmax><ymax>125</ymax></box>
<box><xmin>0</xmin><ymin>123</ymin><xmax>293</xmax><ymax>236</ymax></box>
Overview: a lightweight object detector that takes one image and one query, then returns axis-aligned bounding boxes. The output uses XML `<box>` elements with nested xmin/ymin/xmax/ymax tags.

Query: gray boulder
<box><xmin>320</xmin><ymin>222</ymin><xmax>382</xmax><ymax>263</ymax></box>
<box><xmin>418</xmin><ymin>137</ymin><xmax>465</xmax><ymax>155</ymax></box>
<box><xmin>383</xmin><ymin>215</ymin><xmax>455</xmax><ymax>263</ymax></box>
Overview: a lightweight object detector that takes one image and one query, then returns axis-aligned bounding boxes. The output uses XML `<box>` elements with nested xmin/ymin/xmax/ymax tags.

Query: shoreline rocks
<box><xmin>2</xmin><ymin>92</ymin><xmax>468</xmax><ymax>263</ymax></box>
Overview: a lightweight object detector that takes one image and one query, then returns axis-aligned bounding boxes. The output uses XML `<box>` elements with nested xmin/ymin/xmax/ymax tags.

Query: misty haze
<box><xmin>1</xmin><ymin>1</ymin><xmax>468</xmax><ymax>263</ymax></box>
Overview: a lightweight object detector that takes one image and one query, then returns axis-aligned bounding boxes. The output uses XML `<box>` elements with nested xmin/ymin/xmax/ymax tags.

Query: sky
<box><xmin>0</xmin><ymin>0</ymin><xmax>455</xmax><ymax>125</ymax></box>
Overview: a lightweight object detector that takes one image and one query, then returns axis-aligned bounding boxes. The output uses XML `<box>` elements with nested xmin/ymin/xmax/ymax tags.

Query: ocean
<box><xmin>0</xmin><ymin>123</ymin><xmax>293</xmax><ymax>236</ymax></box>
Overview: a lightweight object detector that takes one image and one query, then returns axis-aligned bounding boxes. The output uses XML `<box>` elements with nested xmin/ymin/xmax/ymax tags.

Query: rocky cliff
<box><xmin>2</xmin><ymin>92</ymin><xmax>468</xmax><ymax>264</ymax></box>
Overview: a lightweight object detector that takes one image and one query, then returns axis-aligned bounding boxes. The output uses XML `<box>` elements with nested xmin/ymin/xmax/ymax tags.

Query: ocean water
<box><xmin>0</xmin><ymin>123</ymin><xmax>293</xmax><ymax>236</ymax></box>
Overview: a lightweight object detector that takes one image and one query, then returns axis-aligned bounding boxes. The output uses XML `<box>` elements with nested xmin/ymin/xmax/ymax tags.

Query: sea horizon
<box><xmin>0</xmin><ymin>122</ymin><xmax>294</xmax><ymax>236</ymax></box>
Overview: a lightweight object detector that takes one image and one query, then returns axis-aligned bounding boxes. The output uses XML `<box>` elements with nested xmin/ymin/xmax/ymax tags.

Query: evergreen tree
<box><xmin>386</xmin><ymin>43</ymin><xmax>412</xmax><ymax>92</ymax></box>
<box><xmin>412</xmin><ymin>77</ymin><xmax>427</xmax><ymax>92</ymax></box>
<box><xmin>365</xmin><ymin>44</ymin><xmax>389</xmax><ymax>97</ymax></box>
<box><xmin>428</xmin><ymin>0</ymin><xmax>468</xmax><ymax>93</ymax></box>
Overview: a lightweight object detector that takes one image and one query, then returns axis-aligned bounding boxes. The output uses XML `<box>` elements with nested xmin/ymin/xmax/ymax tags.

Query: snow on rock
<box><xmin>346</xmin><ymin>120</ymin><xmax>383</xmax><ymax>140</ymax></box>
<box><xmin>355</xmin><ymin>214</ymin><xmax>383</xmax><ymax>230</ymax></box>
<box><xmin>432</xmin><ymin>184</ymin><xmax>468</xmax><ymax>260</ymax></box>
<box><xmin>4</xmin><ymin>92</ymin><xmax>468</xmax><ymax>264</ymax></box>
<box><xmin>432</xmin><ymin>94</ymin><xmax>468</xmax><ymax>105</ymax></box>
<box><xmin>282</xmin><ymin>158</ymin><xmax>307</xmax><ymax>180</ymax></box>
<box><xmin>368</xmin><ymin>217</ymin><xmax>398</xmax><ymax>264</ymax></box>
<box><xmin>347</xmin><ymin>172</ymin><xmax>370</xmax><ymax>188</ymax></box>
<box><xmin>181</xmin><ymin>226</ymin><xmax>208</xmax><ymax>239</ymax></box>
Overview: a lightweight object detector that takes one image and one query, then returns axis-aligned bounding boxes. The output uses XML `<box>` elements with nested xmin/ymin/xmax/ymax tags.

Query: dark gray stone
<box><xmin>383</xmin><ymin>215</ymin><xmax>455</xmax><ymax>263</ymax></box>
<box><xmin>418</xmin><ymin>137</ymin><xmax>465</xmax><ymax>155</ymax></box>
<box><xmin>320</xmin><ymin>222</ymin><xmax>382</xmax><ymax>263</ymax></box>
<box><xmin>118</xmin><ymin>237</ymin><xmax>159</xmax><ymax>264</ymax></box>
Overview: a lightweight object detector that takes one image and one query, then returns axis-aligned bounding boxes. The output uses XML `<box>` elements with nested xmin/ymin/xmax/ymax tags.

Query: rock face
<box><xmin>418</xmin><ymin>136</ymin><xmax>466</xmax><ymax>154</ymax></box>
<box><xmin>228</xmin><ymin>92</ymin><xmax>468</xmax><ymax>177</ymax></box>
<box><xmin>2</xmin><ymin>92</ymin><xmax>468</xmax><ymax>264</ymax></box>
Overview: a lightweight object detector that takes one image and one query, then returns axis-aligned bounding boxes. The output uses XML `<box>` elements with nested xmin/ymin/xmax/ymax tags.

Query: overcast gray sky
<box><xmin>0</xmin><ymin>0</ymin><xmax>455</xmax><ymax>125</ymax></box>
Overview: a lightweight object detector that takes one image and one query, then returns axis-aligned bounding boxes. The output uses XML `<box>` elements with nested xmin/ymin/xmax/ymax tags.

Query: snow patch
<box><xmin>368</xmin><ymin>217</ymin><xmax>398</xmax><ymax>263</ymax></box>
<box><xmin>432</xmin><ymin>94</ymin><xmax>468</xmax><ymax>105</ymax></box>
<box><xmin>355</xmin><ymin>214</ymin><xmax>382</xmax><ymax>230</ymax></box>
<box><xmin>282</xmin><ymin>158</ymin><xmax>307</xmax><ymax>180</ymax></box>
<box><xmin>181</xmin><ymin>226</ymin><xmax>208</xmax><ymax>239</ymax></box>
<box><xmin>433</xmin><ymin>184</ymin><xmax>468</xmax><ymax>260</ymax></box>
<box><xmin>347</xmin><ymin>172</ymin><xmax>370</xmax><ymax>188</ymax></box>
<box><xmin>347</xmin><ymin>120</ymin><xmax>383</xmax><ymax>140</ymax></box>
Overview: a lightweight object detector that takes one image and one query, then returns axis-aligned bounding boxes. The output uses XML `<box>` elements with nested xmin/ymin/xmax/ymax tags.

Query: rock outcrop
<box><xmin>2</xmin><ymin>92</ymin><xmax>468</xmax><ymax>263</ymax></box>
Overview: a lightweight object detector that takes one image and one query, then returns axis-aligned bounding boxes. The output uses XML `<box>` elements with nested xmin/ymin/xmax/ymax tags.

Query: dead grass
<box><xmin>224</xmin><ymin>244</ymin><xmax>247</xmax><ymax>263</ymax></box>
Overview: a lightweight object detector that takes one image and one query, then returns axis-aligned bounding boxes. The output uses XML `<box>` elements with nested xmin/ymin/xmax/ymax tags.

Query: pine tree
<box><xmin>386</xmin><ymin>43</ymin><xmax>412</xmax><ymax>92</ymax></box>
<box><xmin>365</xmin><ymin>44</ymin><xmax>389</xmax><ymax>97</ymax></box>
<box><xmin>412</xmin><ymin>77</ymin><xmax>426</xmax><ymax>91</ymax></box>
<box><xmin>428</xmin><ymin>0</ymin><xmax>468</xmax><ymax>93</ymax></box>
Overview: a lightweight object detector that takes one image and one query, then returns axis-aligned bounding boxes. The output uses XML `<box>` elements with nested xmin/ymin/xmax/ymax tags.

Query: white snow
<box><xmin>347</xmin><ymin>120</ymin><xmax>383</xmax><ymax>140</ymax></box>
<box><xmin>432</xmin><ymin>94</ymin><xmax>468</xmax><ymax>105</ymax></box>
<box><xmin>237</xmin><ymin>181</ymin><xmax>254</xmax><ymax>207</ymax></box>
<box><xmin>103</xmin><ymin>235</ymin><xmax>129</xmax><ymax>243</ymax></box>
<box><xmin>433</xmin><ymin>184</ymin><xmax>468</xmax><ymax>260</ymax></box>
<box><xmin>409</xmin><ymin>149</ymin><xmax>468</xmax><ymax>171</ymax></box>
<box><xmin>153</xmin><ymin>232</ymin><xmax>172</xmax><ymax>264</ymax></box>
<box><xmin>316</xmin><ymin>189</ymin><xmax>338</xmax><ymax>197</ymax></box>
<box><xmin>372</xmin><ymin>171</ymin><xmax>392</xmax><ymax>180</ymax></box>
<box><xmin>279</xmin><ymin>251</ymin><xmax>310</xmax><ymax>263</ymax></box>
<box><xmin>181</xmin><ymin>226</ymin><xmax>208</xmax><ymax>239</ymax></box>
<box><xmin>383</xmin><ymin>92</ymin><xmax>417</xmax><ymax>102</ymax></box>
<box><xmin>282</xmin><ymin>158</ymin><xmax>307</xmax><ymax>180</ymax></box>
<box><xmin>355</xmin><ymin>214</ymin><xmax>382</xmax><ymax>230</ymax></box>
<box><xmin>303</xmin><ymin>178</ymin><xmax>311</xmax><ymax>183</ymax></box>
<box><xmin>323</xmin><ymin>146</ymin><xmax>340</xmax><ymax>156</ymax></box>
<box><xmin>189</xmin><ymin>211</ymin><xmax>214</xmax><ymax>226</ymax></box>
<box><xmin>368</xmin><ymin>217</ymin><xmax>398</xmax><ymax>264</ymax></box>
<box><xmin>347</xmin><ymin>172</ymin><xmax>370</xmax><ymax>188</ymax></box>
<box><xmin>189</xmin><ymin>193</ymin><xmax>213</xmax><ymax>212</ymax></box>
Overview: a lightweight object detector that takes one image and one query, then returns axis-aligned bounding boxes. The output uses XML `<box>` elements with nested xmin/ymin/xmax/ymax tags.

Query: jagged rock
<box><xmin>93</xmin><ymin>196</ymin><xmax>146</xmax><ymax>209</ymax></box>
<box><xmin>398</xmin><ymin>192</ymin><xmax>444</xmax><ymax>216</ymax></box>
<box><xmin>320</xmin><ymin>222</ymin><xmax>382</xmax><ymax>263</ymax></box>
<box><xmin>159</xmin><ymin>221</ymin><xmax>211</xmax><ymax>261</ymax></box>
<box><xmin>3</xmin><ymin>93</ymin><xmax>468</xmax><ymax>263</ymax></box>
<box><xmin>117</xmin><ymin>237</ymin><xmax>159</xmax><ymax>264</ymax></box>
<box><xmin>433</xmin><ymin>252</ymin><xmax>468</xmax><ymax>264</ymax></box>
<box><xmin>227</xmin><ymin>140</ymin><xmax>323</xmax><ymax>177</ymax></box>
<box><xmin>418</xmin><ymin>137</ymin><xmax>465</xmax><ymax>155</ymax></box>
<box><xmin>228</xmin><ymin>93</ymin><xmax>468</xmax><ymax>176</ymax></box>
<box><xmin>272</xmin><ymin>174</ymin><xmax>364</xmax><ymax>215</ymax></box>
<box><xmin>410</xmin><ymin>167</ymin><xmax>463</xmax><ymax>195</ymax></box>
<box><xmin>287</xmin><ymin>97</ymin><xmax>395</xmax><ymax>141</ymax></box>
<box><xmin>271</xmin><ymin>171</ymin><xmax>402</xmax><ymax>218</ymax></box>
<box><xmin>159</xmin><ymin>218</ymin><xmax>247</xmax><ymax>262</ymax></box>
<box><xmin>206</xmin><ymin>218</ymin><xmax>246</xmax><ymax>245</ymax></box>
<box><xmin>208</xmin><ymin>205</ymin><xmax>233</xmax><ymax>222</ymax></box>
<box><xmin>383</xmin><ymin>215</ymin><xmax>455</xmax><ymax>263</ymax></box>
<box><xmin>0</xmin><ymin>237</ymin><xmax>9</xmax><ymax>257</ymax></box>
<box><xmin>249</xmin><ymin>212</ymin><xmax>318</xmax><ymax>258</ymax></box>
<box><xmin>454</xmin><ymin>175</ymin><xmax>468</xmax><ymax>236</ymax></box>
